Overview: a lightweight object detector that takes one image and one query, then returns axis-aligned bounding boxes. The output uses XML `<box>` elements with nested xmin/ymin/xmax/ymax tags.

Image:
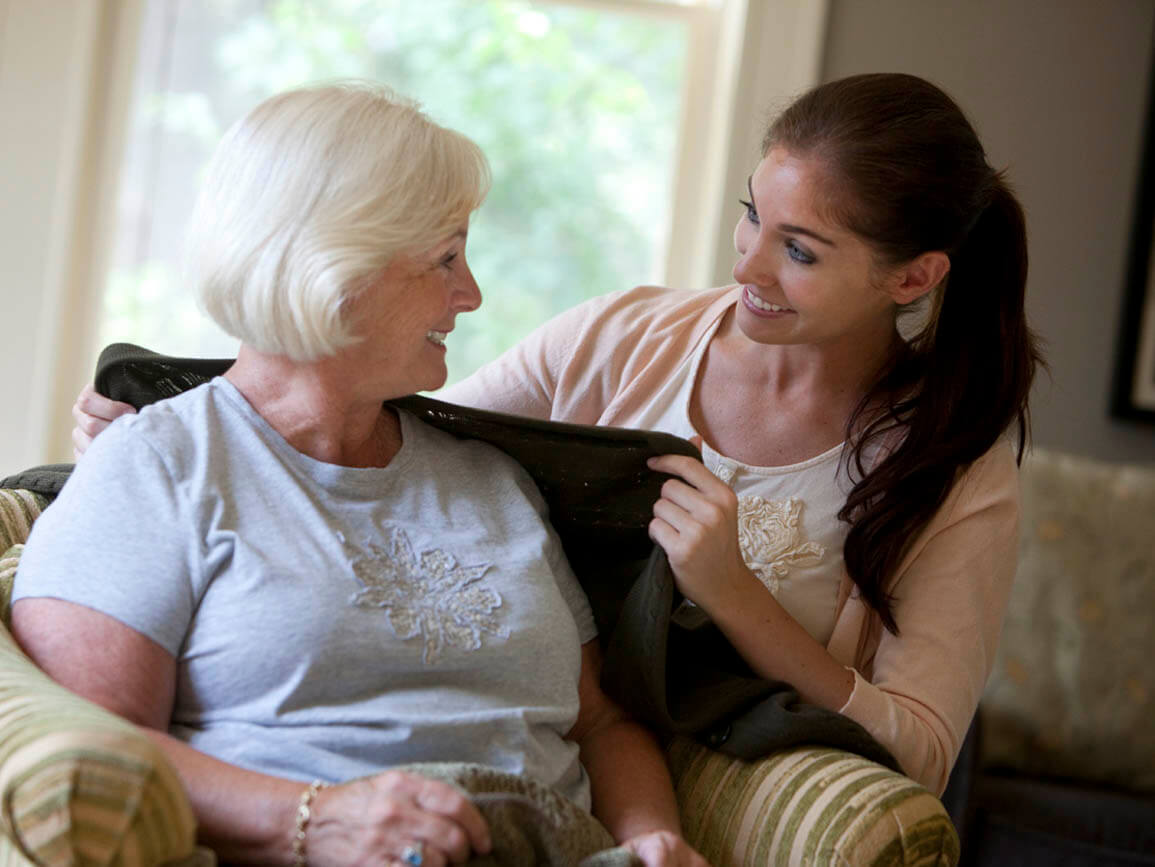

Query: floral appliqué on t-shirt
<box><xmin>735</xmin><ymin>495</ymin><xmax>824</xmax><ymax>593</ymax></box>
<box><xmin>343</xmin><ymin>527</ymin><xmax>509</xmax><ymax>664</ymax></box>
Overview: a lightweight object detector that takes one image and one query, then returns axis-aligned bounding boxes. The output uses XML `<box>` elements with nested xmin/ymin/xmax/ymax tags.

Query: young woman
<box><xmin>71</xmin><ymin>73</ymin><xmax>1040</xmax><ymax>796</ymax></box>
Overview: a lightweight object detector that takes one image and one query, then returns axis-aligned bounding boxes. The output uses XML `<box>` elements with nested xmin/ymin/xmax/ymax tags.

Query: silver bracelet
<box><xmin>291</xmin><ymin>779</ymin><xmax>329</xmax><ymax>867</ymax></box>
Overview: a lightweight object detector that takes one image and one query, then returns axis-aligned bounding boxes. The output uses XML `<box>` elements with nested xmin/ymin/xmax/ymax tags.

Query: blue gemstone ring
<box><xmin>400</xmin><ymin>842</ymin><xmax>424</xmax><ymax>866</ymax></box>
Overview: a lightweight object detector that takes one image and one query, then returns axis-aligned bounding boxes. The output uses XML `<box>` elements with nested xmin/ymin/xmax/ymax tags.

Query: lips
<box><xmin>743</xmin><ymin>286</ymin><xmax>793</xmax><ymax>314</ymax></box>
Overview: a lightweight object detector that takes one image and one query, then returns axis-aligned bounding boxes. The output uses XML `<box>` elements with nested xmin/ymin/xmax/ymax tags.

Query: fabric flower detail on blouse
<box><xmin>343</xmin><ymin>527</ymin><xmax>508</xmax><ymax>664</ymax></box>
<box><xmin>736</xmin><ymin>495</ymin><xmax>825</xmax><ymax>593</ymax></box>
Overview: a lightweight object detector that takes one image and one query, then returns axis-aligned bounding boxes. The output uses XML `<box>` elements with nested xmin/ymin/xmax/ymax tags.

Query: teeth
<box><xmin>426</xmin><ymin>330</ymin><xmax>447</xmax><ymax>346</ymax></box>
<box><xmin>747</xmin><ymin>291</ymin><xmax>790</xmax><ymax>313</ymax></box>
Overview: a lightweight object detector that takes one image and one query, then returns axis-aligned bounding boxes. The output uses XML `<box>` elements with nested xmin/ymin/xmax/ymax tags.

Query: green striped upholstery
<box><xmin>0</xmin><ymin>595</ymin><xmax>206</xmax><ymax>865</ymax></box>
<box><xmin>668</xmin><ymin>738</ymin><xmax>958</xmax><ymax>866</ymax></box>
<box><xmin>0</xmin><ymin>491</ymin><xmax>46</xmax><ymax>562</ymax></box>
<box><xmin>0</xmin><ymin>488</ymin><xmax>957</xmax><ymax>866</ymax></box>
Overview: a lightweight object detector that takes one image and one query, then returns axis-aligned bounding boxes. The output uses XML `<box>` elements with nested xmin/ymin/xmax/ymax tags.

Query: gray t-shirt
<box><xmin>15</xmin><ymin>378</ymin><xmax>597</xmax><ymax>808</ymax></box>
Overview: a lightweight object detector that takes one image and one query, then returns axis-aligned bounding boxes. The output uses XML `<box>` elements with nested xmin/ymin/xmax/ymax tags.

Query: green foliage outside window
<box><xmin>102</xmin><ymin>0</ymin><xmax>687</xmax><ymax>387</ymax></box>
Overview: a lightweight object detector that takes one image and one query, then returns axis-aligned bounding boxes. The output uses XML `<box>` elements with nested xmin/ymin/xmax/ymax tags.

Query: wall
<box><xmin>822</xmin><ymin>0</ymin><xmax>1155</xmax><ymax>464</ymax></box>
<box><xmin>0</xmin><ymin>1</ymin><xmax>139</xmax><ymax>472</ymax></box>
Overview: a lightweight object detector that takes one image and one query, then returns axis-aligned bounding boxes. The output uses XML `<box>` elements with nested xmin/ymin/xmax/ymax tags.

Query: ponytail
<box><xmin>839</xmin><ymin>175</ymin><xmax>1040</xmax><ymax>633</ymax></box>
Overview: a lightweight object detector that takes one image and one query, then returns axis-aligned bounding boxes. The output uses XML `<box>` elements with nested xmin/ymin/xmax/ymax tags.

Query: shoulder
<box><xmin>571</xmin><ymin>284</ymin><xmax>738</xmax><ymax>334</ymax></box>
<box><xmin>557</xmin><ymin>284</ymin><xmax>739</xmax><ymax>378</ymax></box>
<box><xmin>79</xmin><ymin>380</ymin><xmax>257</xmax><ymax>497</ymax></box>
<box><xmin>94</xmin><ymin>381</ymin><xmax>223</xmax><ymax>469</ymax></box>
<box><xmin>401</xmin><ymin>413</ymin><xmax>546</xmax><ymax>513</ymax></box>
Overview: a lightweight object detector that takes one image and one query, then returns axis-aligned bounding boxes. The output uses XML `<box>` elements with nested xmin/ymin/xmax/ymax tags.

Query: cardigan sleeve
<box><xmin>439</xmin><ymin>285</ymin><xmax>707</xmax><ymax>424</ymax></box>
<box><xmin>838</xmin><ymin>438</ymin><xmax>1021</xmax><ymax>794</ymax></box>
<box><xmin>439</xmin><ymin>290</ymin><xmax>618</xmax><ymax>420</ymax></box>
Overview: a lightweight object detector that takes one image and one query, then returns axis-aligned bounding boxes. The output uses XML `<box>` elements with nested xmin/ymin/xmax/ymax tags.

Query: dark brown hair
<box><xmin>765</xmin><ymin>73</ymin><xmax>1042</xmax><ymax>633</ymax></box>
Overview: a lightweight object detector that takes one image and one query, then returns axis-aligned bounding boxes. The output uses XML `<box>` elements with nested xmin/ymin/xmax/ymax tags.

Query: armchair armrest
<box><xmin>0</xmin><ymin>489</ymin><xmax>208</xmax><ymax>866</ymax></box>
<box><xmin>0</xmin><ymin>490</ymin><xmax>47</xmax><ymax>557</ymax></box>
<box><xmin>668</xmin><ymin>737</ymin><xmax>958</xmax><ymax>866</ymax></box>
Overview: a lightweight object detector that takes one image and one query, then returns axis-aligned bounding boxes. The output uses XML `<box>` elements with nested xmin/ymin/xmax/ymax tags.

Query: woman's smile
<box><xmin>742</xmin><ymin>286</ymin><xmax>794</xmax><ymax>317</ymax></box>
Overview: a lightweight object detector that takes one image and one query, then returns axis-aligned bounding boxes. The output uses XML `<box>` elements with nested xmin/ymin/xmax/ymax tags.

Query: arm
<box><xmin>570</xmin><ymin>641</ymin><xmax>708</xmax><ymax>867</ymax></box>
<box><xmin>645</xmin><ymin>454</ymin><xmax>855</xmax><ymax>710</ymax></box>
<box><xmin>439</xmin><ymin>285</ymin><xmax>683</xmax><ymax>423</ymax></box>
<box><xmin>646</xmin><ymin>441</ymin><xmax>1019</xmax><ymax>794</ymax></box>
<box><xmin>438</xmin><ymin>300</ymin><xmax>583</xmax><ymax>417</ymax></box>
<box><xmin>12</xmin><ymin>599</ymin><xmax>491</xmax><ymax>866</ymax></box>
<box><xmin>836</xmin><ymin>442</ymin><xmax>1020</xmax><ymax>793</ymax></box>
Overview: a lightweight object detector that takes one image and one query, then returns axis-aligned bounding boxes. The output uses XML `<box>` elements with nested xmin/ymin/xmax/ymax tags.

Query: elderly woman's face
<box><xmin>346</xmin><ymin>224</ymin><xmax>481</xmax><ymax>396</ymax></box>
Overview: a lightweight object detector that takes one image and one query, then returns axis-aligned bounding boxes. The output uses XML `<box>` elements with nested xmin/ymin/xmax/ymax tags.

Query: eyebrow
<box><xmin>747</xmin><ymin>176</ymin><xmax>837</xmax><ymax>247</ymax></box>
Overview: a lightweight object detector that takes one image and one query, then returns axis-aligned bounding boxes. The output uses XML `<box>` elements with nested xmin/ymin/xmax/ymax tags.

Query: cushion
<box><xmin>667</xmin><ymin>737</ymin><xmax>958</xmax><ymax>866</ymax></box>
<box><xmin>0</xmin><ymin>539</ymin><xmax>204</xmax><ymax>866</ymax></box>
<box><xmin>981</xmin><ymin>449</ymin><xmax>1155</xmax><ymax>792</ymax></box>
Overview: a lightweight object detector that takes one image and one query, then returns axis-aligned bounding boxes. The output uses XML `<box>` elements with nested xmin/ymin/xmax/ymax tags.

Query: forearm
<box><xmin>580</xmin><ymin>718</ymin><xmax>682</xmax><ymax>843</ymax></box>
<box><xmin>142</xmin><ymin>729</ymin><xmax>303</xmax><ymax>865</ymax></box>
<box><xmin>708</xmin><ymin>573</ymin><xmax>853</xmax><ymax>712</ymax></box>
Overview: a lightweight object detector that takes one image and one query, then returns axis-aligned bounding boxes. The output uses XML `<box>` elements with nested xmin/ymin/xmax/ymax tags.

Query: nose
<box><xmin>732</xmin><ymin>220</ymin><xmax>770</xmax><ymax>286</ymax></box>
<box><xmin>455</xmin><ymin>265</ymin><xmax>482</xmax><ymax>312</ymax></box>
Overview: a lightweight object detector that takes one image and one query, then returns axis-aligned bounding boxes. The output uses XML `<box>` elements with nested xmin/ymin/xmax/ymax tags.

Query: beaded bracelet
<box><xmin>291</xmin><ymin>779</ymin><xmax>329</xmax><ymax>867</ymax></box>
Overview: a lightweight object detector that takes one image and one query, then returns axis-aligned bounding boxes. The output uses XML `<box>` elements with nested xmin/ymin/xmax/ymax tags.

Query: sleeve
<box><xmin>838</xmin><ymin>439</ymin><xmax>1021</xmax><ymax>795</ymax></box>
<box><xmin>438</xmin><ymin>298</ymin><xmax>594</xmax><ymax>417</ymax></box>
<box><xmin>440</xmin><ymin>284</ymin><xmax>730</xmax><ymax>426</ymax></box>
<box><xmin>12</xmin><ymin>418</ymin><xmax>201</xmax><ymax>657</ymax></box>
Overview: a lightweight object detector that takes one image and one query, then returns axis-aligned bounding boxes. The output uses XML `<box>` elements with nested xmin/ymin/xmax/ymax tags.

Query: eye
<box><xmin>786</xmin><ymin>240</ymin><xmax>815</xmax><ymax>265</ymax></box>
<box><xmin>739</xmin><ymin>198</ymin><xmax>760</xmax><ymax>226</ymax></box>
<box><xmin>438</xmin><ymin>251</ymin><xmax>458</xmax><ymax>268</ymax></box>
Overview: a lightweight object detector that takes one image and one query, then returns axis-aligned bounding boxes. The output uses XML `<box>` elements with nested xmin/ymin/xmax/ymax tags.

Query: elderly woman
<box><xmin>12</xmin><ymin>83</ymin><xmax>705</xmax><ymax>867</ymax></box>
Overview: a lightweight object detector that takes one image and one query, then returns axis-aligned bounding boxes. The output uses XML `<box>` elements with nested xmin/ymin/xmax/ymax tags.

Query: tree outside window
<box><xmin>104</xmin><ymin>0</ymin><xmax>688</xmax><ymax>388</ymax></box>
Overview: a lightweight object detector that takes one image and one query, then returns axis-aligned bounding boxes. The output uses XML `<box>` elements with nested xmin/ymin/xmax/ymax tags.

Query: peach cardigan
<box><xmin>442</xmin><ymin>285</ymin><xmax>1019</xmax><ymax>794</ymax></box>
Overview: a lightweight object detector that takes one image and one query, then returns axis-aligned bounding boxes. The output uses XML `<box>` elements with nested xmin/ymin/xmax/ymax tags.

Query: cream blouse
<box><xmin>626</xmin><ymin>314</ymin><xmax>850</xmax><ymax>645</ymax></box>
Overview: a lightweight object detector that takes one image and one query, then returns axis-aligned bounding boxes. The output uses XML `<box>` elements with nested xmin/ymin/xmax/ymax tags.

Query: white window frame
<box><xmin>0</xmin><ymin>0</ymin><xmax>826</xmax><ymax>468</ymax></box>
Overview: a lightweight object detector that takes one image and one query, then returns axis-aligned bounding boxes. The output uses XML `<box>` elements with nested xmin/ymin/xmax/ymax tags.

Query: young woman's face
<box><xmin>732</xmin><ymin>148</ymin><xmax>900</xmax><ymax>351</ymax></box>
<box><xmin>345</xmin><ymin>223</ymin><xmax>481</xmax><ymax>397</ymax></box>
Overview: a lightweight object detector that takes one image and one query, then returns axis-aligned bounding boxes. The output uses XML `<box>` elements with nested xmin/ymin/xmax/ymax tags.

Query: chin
<box><xmin>421</xmin><ymin>368</ymin><xmax>449</xmax><ymax>393</ymax></box>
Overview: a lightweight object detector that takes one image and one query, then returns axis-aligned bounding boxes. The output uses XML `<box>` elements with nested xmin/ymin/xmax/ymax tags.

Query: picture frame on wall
<box><xmin>1112</xmin><ymin>50</ymin><xmax>1155</xmax><ymax>423</ymax></box>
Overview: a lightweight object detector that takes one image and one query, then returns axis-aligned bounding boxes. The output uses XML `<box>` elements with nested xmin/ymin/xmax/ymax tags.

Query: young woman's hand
<box><xmin>623</xmin><ymin>829</ymin><xmax>711</xmax><ymax>867</ymax></box>
<box><xmin>646</xmin><ymin>448</ymin><xmax>759</xmax><ymax>618</ymax></box>
<box><xmin>71</xmin><ymin>383</ymin><xmax>136</xmax><ymax>458</ymax></box>
<box><xmin>307</xmin><ymin>770</ymin><xmax>491</xmax><ymax>866</ymax></box>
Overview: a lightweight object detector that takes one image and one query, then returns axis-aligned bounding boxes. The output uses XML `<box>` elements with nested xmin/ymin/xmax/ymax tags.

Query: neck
<box><xmin>716</xmin><ymin>308</ymin><xmax>902</xmax><ymax>406</ymax></box>
<box><xmin>224</xmin><ymin>345</ymin><xmax>401</xmax><ymax>468</ymax></box>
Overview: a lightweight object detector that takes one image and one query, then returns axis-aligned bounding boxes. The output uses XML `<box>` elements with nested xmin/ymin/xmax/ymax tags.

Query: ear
<box><xmin>888</xmin><ymin>251</ymin><xmax>950</xmax><ymax>305</ymax></box>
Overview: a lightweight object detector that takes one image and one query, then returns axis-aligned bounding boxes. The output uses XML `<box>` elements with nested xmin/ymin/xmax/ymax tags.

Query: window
<box><xmin>0</xmin><ymin>0</ymin><xmax>825</xmax><ymax>467</ymax></box>
<box><xmin>103</xmin><ymin>0</ymin><xmax>707</xmax><ymax>387</ymax></box>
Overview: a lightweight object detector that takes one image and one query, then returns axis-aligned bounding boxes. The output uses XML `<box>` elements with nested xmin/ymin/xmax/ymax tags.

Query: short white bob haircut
<box><xmin>186</xmin><ymin>80</ymin><xmax>491</xmax><ymax>361</ymax></box>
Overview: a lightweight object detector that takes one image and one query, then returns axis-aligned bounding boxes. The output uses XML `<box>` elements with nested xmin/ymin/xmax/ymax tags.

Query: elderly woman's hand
<box><xmin>307</xmin><ymin>770</ymin><xmax>491</xmax><ymax>866</ymax></box>
<box><xmin>623</xmin><ymin>830</ymin><xmax>711</xmax><ymax>867</ymax></box>
<box><xmin>71</xmin><ymin>382</ymin><xmax>136</xmax><ymax>459</ymax></box>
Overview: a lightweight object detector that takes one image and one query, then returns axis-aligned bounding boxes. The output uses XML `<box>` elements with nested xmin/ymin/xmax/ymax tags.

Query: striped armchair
<box><xmin>0</xmin><ymin>488</ymin><xmax>958</xmax><ymax>866</ymax></box>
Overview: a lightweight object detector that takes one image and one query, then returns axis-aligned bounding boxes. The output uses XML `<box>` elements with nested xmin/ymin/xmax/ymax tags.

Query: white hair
<box><xmin>186</xmin><ymin>81</ymin><xmax>490</xmax><ymax>361</ymax></box>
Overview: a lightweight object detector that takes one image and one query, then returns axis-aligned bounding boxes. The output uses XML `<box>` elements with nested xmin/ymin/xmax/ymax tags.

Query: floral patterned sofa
<box><xmin>952</xmin><ymin>448</ymin><xmax>1155</xmax><ymax>865</ymax></box>
<box><xmin>0</xmin><ymin>481</ymin><xmax>958</xmax><ymax>867</ymax></box>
